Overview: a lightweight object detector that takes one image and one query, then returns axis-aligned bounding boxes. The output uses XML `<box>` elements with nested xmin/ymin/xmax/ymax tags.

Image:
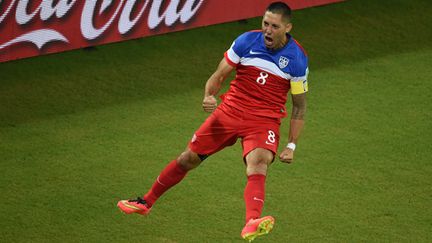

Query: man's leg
<box><xmin>241</xmin><ymin>148</ymin><xmax>275</xmax><ymax>242</ymax></box>
<box><xmin>144</xmin><ymin>148</ymin><xmax>202</xmax><ymax>207</ymax></box>
<box><xmin>118</xmin><ymin>104</ymin><xmax>235</xmax><ymax>215</ymax></box>
<box><xmin>117</xmin><ymin>148</ymin><xmax>202</xmax><ymax>215</ymax></box>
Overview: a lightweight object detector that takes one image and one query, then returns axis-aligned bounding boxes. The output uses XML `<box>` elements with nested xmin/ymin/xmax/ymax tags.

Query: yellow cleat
<box><xmin>241</xmin><ymin>216</ymin><xmax>275</xmax><ymax>242</ymax></box>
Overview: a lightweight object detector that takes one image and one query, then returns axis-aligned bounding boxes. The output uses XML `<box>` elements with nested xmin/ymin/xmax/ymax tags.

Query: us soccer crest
<box><xmin>279</xmin><ymin>56</ymin><xmax>289</xmax><ymax>69</ymax></box>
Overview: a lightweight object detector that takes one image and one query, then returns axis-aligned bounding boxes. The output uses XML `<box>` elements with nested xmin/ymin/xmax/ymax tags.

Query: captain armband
<box><xmin>290</xmin><ymin>79</ymin><xmax>308</xmax><ymax>95</ymax></box>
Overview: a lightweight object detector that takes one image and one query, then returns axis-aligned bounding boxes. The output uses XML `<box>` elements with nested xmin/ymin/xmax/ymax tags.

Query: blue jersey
<box><xmin>223</xmin><ymin>30</ymin><xmax>309</xmax><ymax>118</ymax></box>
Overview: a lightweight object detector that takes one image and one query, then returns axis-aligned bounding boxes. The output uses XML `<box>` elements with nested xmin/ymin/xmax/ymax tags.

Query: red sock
<box><xmin>244</xmin><ymin>174</ymin><xmax>266</xmax><ymax>223</ymax></box>
<box><xmin>143</xmin><ymin>160</ymin><xmax>187</xmax><ymax>207</ymax></box>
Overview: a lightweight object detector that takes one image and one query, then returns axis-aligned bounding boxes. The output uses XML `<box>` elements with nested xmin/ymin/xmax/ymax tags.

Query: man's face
<box><xmin>262</xmin><ymin>11</ymin><xmax>292</xmax><ymax>50</ymax></box>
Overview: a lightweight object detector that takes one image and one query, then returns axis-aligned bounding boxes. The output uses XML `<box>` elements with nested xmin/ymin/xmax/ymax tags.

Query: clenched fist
<box><xmin>202</xmin><ymin>95</ymin><xmax>218</xmax><ymax>113</ymax></box>
<box><xmin>279</xmin><ymin>147</ymin><xmax>294</xmax><ymax>163</ymax></box>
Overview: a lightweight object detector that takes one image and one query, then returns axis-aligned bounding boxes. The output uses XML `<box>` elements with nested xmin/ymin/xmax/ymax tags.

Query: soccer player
<box><xmin>118</xmin><ymin>2</ymin><xmax>308</xmax><ymax>241</ymax></box>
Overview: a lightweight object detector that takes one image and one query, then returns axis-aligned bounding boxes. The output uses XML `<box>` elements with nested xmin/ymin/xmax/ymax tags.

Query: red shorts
<box><xmin>188</xmin><ymin>103</ymin><xmax>281</xmax><ymax>158</ymax></box>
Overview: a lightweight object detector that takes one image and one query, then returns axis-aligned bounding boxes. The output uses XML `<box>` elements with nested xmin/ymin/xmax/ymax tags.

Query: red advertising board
<box><xmin>0</xmin><ymin>0</ymin><xmax>343</xmax><ymax>63</ymax></box>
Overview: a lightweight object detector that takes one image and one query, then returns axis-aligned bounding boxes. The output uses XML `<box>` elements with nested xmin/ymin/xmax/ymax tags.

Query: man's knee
<box><xmin>177</xmin><ymin>149</ymin><xmax>203</xmax><ymax>171</ymax></box>
<box><xmin>245</xmin><ymin>148</ymin><xmax>274</xmax><ymax>176</ymax></box>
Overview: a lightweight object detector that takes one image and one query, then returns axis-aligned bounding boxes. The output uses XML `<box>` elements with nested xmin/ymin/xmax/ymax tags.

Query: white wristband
<box><xmin>286</xmin><ymin>142</ymin><xmax>296</xmax><ymax>151</ymax></box>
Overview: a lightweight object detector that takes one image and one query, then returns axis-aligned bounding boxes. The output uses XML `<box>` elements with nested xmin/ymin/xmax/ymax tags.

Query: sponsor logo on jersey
<box><xmin>249</xmin><ymin>50</ymin><xmax>265</xmax><ymax>55</ymax></box>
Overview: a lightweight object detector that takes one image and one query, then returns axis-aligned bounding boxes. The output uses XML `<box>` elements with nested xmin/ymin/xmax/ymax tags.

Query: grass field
<box><xmin>1</xmin><ymin>0</ymin><xmax>432</xmax><ymax>242</ymax></box>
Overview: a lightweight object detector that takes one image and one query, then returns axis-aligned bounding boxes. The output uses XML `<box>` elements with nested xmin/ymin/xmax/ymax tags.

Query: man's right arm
<box><xmin>202</xmin><ymin>58</ymin><xmax>235</xmax><ymax>113</ymax></box>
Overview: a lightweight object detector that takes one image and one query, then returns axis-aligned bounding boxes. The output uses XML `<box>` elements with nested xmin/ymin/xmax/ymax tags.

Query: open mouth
<box><xmin>264</xmin><ymin>36</ymin><xmax>273</xmax><ymax>46</ymax></box>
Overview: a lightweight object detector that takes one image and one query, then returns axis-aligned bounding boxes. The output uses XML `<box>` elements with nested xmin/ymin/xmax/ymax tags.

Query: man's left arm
<box><xmin>279</xmin><ymin>93</ymin><xmax>307</xmax><ymax>163</ymax></box>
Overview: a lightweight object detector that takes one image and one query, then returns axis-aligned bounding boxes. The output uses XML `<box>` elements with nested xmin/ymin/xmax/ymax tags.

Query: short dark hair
<box><xmin>266</xmin><ymin>2</ymin><xmax>292</xmax><ymax>23</ymax></box>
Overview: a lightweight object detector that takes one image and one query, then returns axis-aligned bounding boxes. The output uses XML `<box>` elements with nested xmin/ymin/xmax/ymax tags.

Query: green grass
<box><xmin>1</xmin><ymin>0</ymin><xmax>432</xmax><ymax>242</ymax></box>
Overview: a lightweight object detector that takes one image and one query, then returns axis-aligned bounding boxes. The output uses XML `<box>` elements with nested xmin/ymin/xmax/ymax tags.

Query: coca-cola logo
<box><xmin>0</xmin><ymin>0</ymin><xmax>204</xmax><ymax>51</ymax></box>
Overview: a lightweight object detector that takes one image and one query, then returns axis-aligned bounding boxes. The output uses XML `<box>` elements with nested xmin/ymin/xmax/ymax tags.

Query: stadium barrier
<box><xmin>0</xmin><ymin>0</ymin><xmax>343</xmax><ymax>63</ymax></box>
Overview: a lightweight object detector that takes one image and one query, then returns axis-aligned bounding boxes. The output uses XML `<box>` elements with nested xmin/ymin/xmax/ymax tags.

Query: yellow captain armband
<box><xmin>290</xmin><ymin>79</ymin><xmax>308</xmax><ymax>95</ymax></box>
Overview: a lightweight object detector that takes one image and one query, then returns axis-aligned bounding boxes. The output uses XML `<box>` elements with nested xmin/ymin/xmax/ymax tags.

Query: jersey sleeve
<box><xmin>290</xmin><ymin>56</ymin><xmax>309</xmax><ymax>95</ymax></box>
<box><xmin>224</xmin><ymin>32</ymin><xmax>252</xmax><ymax>67</ymax></box>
